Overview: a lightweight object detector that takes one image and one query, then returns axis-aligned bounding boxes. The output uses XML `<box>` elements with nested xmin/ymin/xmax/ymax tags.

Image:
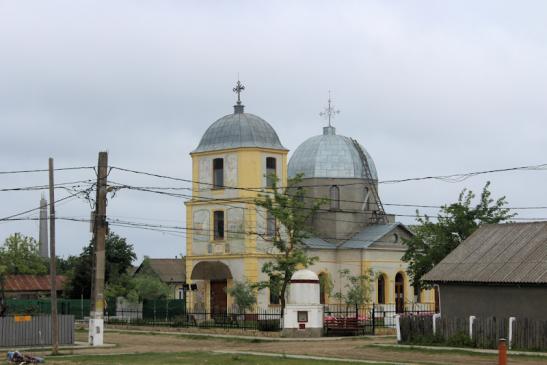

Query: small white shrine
<box><xmin>282</xmin><ymin>269</ymin><xmax>324</xmax><ymax>337</ymax></box>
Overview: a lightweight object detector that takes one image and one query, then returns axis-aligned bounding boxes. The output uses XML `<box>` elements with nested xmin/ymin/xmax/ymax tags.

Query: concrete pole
<box><xmin>89</xmin><ymin>151</ymin><xmax>108</xmax><ymax>346</ymax></box>
<box><xmin>48</xmin><ymin>158</ymin><xmax>59</xmax><ymax>355</ymax></box>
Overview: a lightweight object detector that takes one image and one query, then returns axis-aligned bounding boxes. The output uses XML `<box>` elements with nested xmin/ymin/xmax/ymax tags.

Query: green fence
<box><xmin>4</xmin><ymin>298</ymin><xmax>185</xmax><ymax>321</ymax></box>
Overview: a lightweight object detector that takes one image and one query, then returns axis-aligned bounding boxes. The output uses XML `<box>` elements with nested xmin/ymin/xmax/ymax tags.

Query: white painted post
<box><xmin>432</xmin><ymin>313</ymin><xmax>441</xmax><ymax>335</ymax></box>
<box><xmin>469</xmin><ymin>315</ymin><xmax>476</xmax><ymax>339</ymax></box>
<box><xmin>508</xmin><ymin>317</ymin><xmax>516</xmax><ymax>350</ymax></box>
<box><xmin>395</xmin><ymin>315</ymin><xmax>401</xmax><ymax>342</ymax></box>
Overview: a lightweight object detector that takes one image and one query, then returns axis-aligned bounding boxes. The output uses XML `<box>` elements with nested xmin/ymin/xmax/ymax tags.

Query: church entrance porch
<box><xmin>190</xmin><ymin>261</ymin><xmax>232</xmax><ymax>313</ymax></box>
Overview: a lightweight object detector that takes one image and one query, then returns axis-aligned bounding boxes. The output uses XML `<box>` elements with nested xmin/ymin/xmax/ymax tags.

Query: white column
<box><xmin>508</xmin><ymin>317</ymin><xmax>516</xmax><ymax>350</ymax></box>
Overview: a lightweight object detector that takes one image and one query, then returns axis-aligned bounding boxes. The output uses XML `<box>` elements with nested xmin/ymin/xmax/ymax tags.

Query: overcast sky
<box><xmin>1</xmin><ymin>0</ymin><xmax>546</xmax><ymax>262</ymax></box>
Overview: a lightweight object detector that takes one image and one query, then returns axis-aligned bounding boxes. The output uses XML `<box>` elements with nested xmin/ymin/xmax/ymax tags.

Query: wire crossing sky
<box><xmin>1</xmin><ymin>1</ymin><xmax>546</xmax><ymax>260</ymax></box>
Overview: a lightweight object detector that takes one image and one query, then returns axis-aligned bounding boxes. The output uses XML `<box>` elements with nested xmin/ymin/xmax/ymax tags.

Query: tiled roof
<box><xmin>4</xmin><ymin>275</ymin><xmax>66</xmax><ymax>292</ymax></box>
<box><xmin>302</xmin><ymin>223</ymin><xmax>408</xmax><ymax>249</ymax></box>
<box><xmin>423</xmin><ymin>222</ymin><xmax>547</xmax><ymax>284</ymax></box>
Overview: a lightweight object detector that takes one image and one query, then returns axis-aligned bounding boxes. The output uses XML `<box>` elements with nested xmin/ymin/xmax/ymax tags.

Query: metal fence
<box><xmin>0</xmin><ymin>315</ymin><xmax>74</xmax><ymax>347</ymax></box>
<box><xmin>106</xmin><ymin>305</ymin><xmax>283</xmax><ymax>331</ymax></box>
<box><xmin>324</xmin><ymin>302</ymin><xmax>436</xmax><ymax>336</ymax></box>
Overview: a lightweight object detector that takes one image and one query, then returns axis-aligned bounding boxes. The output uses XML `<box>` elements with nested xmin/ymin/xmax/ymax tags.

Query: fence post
<box><xmin>508</xmin><ymin>317</ymin><xmax>515</xmax><ymax>350</ymax></box>
<box><xmin>432</xmin><ymin>313</ymin><xmax>441</xmax><ymax>335</ymax></box>
<box><xmin>372</xmin><ymin>304</ymin><xmax>376</xmax><ymax>335</ymax></box>
<box><xmin>469</xmin><ymin>315</ymin><xmax>476</xmax><ymax>339</ymax></box>
<box><xmin>395</xmin><ymin>314</ymin><xmax>401</xmax><ymax>342</ymax></box>
<box><xmin>498</xmin><ymin>338</ymin><xmax>507</xmax><ymax>365</ymax></box>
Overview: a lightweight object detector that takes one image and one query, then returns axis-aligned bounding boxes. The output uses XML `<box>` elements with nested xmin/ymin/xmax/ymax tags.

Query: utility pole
<box><xmin>89</xmin><ymin>151</ymin><xmax>108</xmax><ymax>346</ymax></box>
<box><xmin>48</xmin><ymin>158</ymin><xmax>59</xmax><ymax>355</ymax></box>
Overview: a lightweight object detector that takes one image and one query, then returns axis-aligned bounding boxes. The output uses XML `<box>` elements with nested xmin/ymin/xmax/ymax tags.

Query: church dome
<box><xmin>193</xmin><ymin>108</ymin><xmax>286</xmax><ymax>153</ymax></box>
<box><xmin>288</xmin><ymin>126</ymin><xmax>378</xmax><ymax>180</ymax></box>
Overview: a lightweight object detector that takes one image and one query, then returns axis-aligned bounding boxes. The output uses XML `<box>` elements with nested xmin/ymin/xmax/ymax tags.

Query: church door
<box><xmin>210</xmin><ymin>280</ymin><xmax>227</xmax><ymax>315</ymax></box>
<box><xmin>395</xmin><ymin>273</ymin><xmax>405</xmax><ymax>313</ymax></box>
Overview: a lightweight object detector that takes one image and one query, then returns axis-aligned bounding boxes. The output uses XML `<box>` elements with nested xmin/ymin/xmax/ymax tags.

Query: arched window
<box><xmin>329</xmin><ymin>185</ymin><xmax>340</xmax><ymax>210</ymax></box>
<box><xmin>318</xmin><ymin>272</ymin><xmax>328</xmax><ymax>304</ymax></box>
<box><xmin>266</xmin><ymin>157</ymin><xmax>276</xmax><ymax>188</ymax></box>
<box><xmin>269</xmin><ymin>277</ymin><xmax>280</xmax><ymax>305</ymax></box>
<box><xmin>266</xmin><ymin>211</ymin><xmax>276</xmax><ymax>237</ymax></box>
<box><xmin>395</xmin><ymin>272</ymin><xmax>405</xmax><ymax>313</ymax></box>
<box><xmin>377</xmin><ymin>274</ymin><xmax>386</xmax><ymax>304</ymax></box>
<box><xmin>363</xmin><ymin>187</ymin><xmax>370</xmax><ymax>211</ymax></box>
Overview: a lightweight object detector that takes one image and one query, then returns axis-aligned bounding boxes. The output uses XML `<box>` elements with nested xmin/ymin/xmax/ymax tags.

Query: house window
<box><xmin>266</xmin><ymin>157</ymin><xmax>276</xmax><ymax>188</ymax></box>
<box><xmin>213</xmin><ymin>158</ymin><xmax>224</xmax><ymax>189</ymax></box>
<box><xmin>266</xmin><ymin>211</ymin><xmax>276</xmax><ymax>237</ymax></box>
<box><xmin>329</xmin><ymin>185</ymin><xmax>340</xmax><ymax>210</ymax></box>
<box><xmin>213</xmin><ymin>211</ymin><xmax>224</xmax><ymax>240</ymax></box>
<box><xmin>377</xmin><ymin>274</ymin><xmax>386</xmax><ymax>304</ymax></box>
<box><xmin>269</xmin><ymin>277</ymin><xmax>280</xmax><ymax>305</ymax></box>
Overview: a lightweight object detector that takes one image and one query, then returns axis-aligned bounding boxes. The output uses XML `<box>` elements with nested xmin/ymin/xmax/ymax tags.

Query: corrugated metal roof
<box><xmin>302</xmin><ymin>223</ymin><xmax>407</xmax><ymax>249</ymax></box>
<box><xmin>4</xmin><ymin>275</ymin><xmax>66</xmax><ymax>292</ymax></box>
<box><xmin>136</xmin><ymin>258</ymin><xmax>186</xmax><ymax>283</ymax></box>
<box><xmin>423</xmin><ymin>222</ymin><xmax>547</xmax><ymax>284</ymax></box>
<box><xmin>338</xmin><ymin>223</ymin><xmax>401</xmax><ymax>249</ymax></box>
<box><xmin>302</xmin><ymin>236</ymin><xmax>335</xmax><ymax>249</ymax></box>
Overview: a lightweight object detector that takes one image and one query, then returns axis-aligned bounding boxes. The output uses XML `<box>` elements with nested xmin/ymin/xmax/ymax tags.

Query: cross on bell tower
<box><xmin>319</xmin><ymin>90</ymin><xmax>340</xmax><ymax>127</ymax></box>
<box><xmin>233</xmin><ymin>80</ymin><xmax>245</xmax><ymax>113</ymax></box>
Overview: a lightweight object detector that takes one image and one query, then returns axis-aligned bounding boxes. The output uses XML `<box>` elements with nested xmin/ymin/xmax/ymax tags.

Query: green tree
<box><xmin>65</xmin><ymin>231</ymin><xmax>137</xmax><ymax>298</ymax></box>
<box><xmin>132</xmin><ymin>274</ymin><xmax>170</xmax><ymax>301</ymax></box>
<box><xmin>402</xmin><ymin>182</ymin><xmax>515</xmax><ymax>289</ymax></box>
<box><xmin>255</xmin><ymin>174</ymin><xmax>324</xmax><ymax>315</ymax></box>
<box><xmin>0</xmin><ymin>233</ymin><xmax>48</xmax><ymax>275</ymax></box>
<box><xmin>333</xmin><ymin>269</ymin><xmax>374</xmax><ymax>307</ymax></box>
<box><xmin>227</xmin><ymin>280</ymin><xmax>257</xmax><ymax>313</ymax></box>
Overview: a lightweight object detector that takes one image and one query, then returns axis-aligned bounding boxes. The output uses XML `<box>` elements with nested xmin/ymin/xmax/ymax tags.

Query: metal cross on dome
<box><xmin>319</xmin><ymin>90</ymin><xmax>340</xmax><ymax>127</ymax></box>
<box><xmin>233</xmin><ymin>80</ymin><xmax>245</xmax><ymax>105</ymax></box>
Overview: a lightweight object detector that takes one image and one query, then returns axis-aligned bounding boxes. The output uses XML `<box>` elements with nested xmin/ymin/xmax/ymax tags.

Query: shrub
<box><xmin>257</xmin><ymin>319</ymin><xmax>280</xmax><ymax>332</ymax></box>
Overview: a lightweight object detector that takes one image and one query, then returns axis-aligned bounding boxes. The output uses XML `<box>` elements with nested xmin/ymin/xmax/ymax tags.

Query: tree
<box><xmin>402</xmin><ymin>182</ymin><xmax>515</xmax><ymax>289</ymax></box>
<box><xmin>0</xmin><ymin>233</ymin><xmax>48</xmax><ymax>276</ymax></box>
<box><xmin>65</xmin><ymin>231</ymin><xmax>137</xmax><ymax>298</ymax></box>
<box><xmin>131</xmin><ymin>274</ymin><xmax>170</xmax><ymax>301</ymax></box>
<box><xmin>333</xmin><ymin>269</ymin><xmax>374</xmax><ymax>308</ymax></box>
<box><xmin>227</xmin><ymin>280</ymin><xmax>257</xmax><ymax>313</ymax></box>
<box><xmin>255</xmin><ymin>174</ymin><xmax>324</xmax><ymax>315</ymax></box>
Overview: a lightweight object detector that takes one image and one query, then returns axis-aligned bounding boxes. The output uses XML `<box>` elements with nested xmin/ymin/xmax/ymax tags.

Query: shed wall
<box><xmin>439</xmin><ymin>284</ymin><xmax>547</xmax><ymax>320</ymax></box>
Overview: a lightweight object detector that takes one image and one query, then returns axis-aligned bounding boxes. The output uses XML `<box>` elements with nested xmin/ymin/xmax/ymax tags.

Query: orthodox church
<box><xmin>185</xmin><ymin>82</ymin><xmax>432</xmax><ymax>312</ymax></box>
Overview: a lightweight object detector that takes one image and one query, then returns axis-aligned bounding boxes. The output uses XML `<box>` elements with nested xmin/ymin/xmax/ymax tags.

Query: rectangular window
<box><xmin>213</xmin><ymin>210</ymin><xmax>224</xmax><ymax>240</ymax></box>
<box><xmin>266</xmin><ymin>157</ymin><xmax>276</xmax><ymax>188</ymax></box>
<box><xmin>266</xmin><ymin>211</ymin><xmax>276</xmax><ymax>237</ymax></box>
<box><xmin>213</xmin><ymin>158</ymin><xmax>224</xmax><ymax>189</ymax></box>
<box><xmin>269</xmin><ymin>277</ymin><xmax>280</xmax><ymax>305</ymax></box>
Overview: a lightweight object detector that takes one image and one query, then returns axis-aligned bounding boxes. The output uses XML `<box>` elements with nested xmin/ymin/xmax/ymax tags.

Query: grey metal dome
<box><xmin>288</xmin><ymin>126</ymin><xmax>378</xmax><ymax>180</ymax></box>
<box><xmin>193</xmin><ymin>110</ymin><xmax>286</xmax><ymax>153</ymax></box>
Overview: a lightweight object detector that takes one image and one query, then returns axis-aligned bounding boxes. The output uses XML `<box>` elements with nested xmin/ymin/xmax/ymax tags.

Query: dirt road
<box><xmin>52</xmin><ymin>330</ymin><xmax>546</xmax><ymax>365</ymax></box>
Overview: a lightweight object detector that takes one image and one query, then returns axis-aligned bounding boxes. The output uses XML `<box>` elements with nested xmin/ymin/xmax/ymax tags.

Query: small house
<box><xmin>423</xmin><ymin>222</ymin><xmax>547</xmax><ymax>320</ymax></box>
<box><xmin>3</xmin><ymin>274</ymin><xmax>66</xmax><ymax>299</ymax></box>
<box><xmin>134</xmin><ymin>258</ymin><xmax>186</xmax><ymax>300</ymax></box>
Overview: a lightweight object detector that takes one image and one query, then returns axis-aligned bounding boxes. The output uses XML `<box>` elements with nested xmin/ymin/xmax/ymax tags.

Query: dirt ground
<box><xmin>40</xmin><ymin>329</ymin><xmax>547</xmax><ymax>365</ymax></box>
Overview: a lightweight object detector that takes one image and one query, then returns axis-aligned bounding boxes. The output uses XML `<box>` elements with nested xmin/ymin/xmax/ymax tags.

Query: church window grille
<box><xmin>377</xmin><ymin>274</ymin><xmax>386</xmax><ymax>304</ymax></box>
<box><xmin>213</xmin><ymin>211</ymin><xmax>225</xmax><ymax>240</ymax></box>
<box><xmin>213</xmin><ymin>158</ymin><xmax>224</xmax><ymax>189</ymax></box>
<box><xmin>266</xmin><ymin>157</ymin><xmax>276</xmax><ymax>188</ymax></box>
<box><xmin>329</xmin><ymin>185</ymin><xmax>340</xmax><ymax>210</ymax></box>
<box><xmin>266</xmin><ymin>211</ymin><xmax>276</xmax><ymax>238</ymax></box>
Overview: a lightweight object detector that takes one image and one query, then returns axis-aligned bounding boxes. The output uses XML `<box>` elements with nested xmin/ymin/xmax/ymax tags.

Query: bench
<box><xmin>324</xmin><ymin>317</ymin><xmax>361</xmax><ymax>336</ymax></box>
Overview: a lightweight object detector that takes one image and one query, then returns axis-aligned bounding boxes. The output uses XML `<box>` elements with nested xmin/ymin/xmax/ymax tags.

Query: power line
<box><xmin>0</xmin><ymin>166</ymin><xmax>95</xmax><ymax>175</ymax></box>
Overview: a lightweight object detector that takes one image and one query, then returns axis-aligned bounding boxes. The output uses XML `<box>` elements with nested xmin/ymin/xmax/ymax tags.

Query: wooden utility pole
<box><xmin>48</xmin><ymin>158</ymin><xmax>59</xmax><ymax>355</ymax></box>
<box><xmin>89</xmin><ymin>151</ymin><xmax>108</xmax><ymax>346</ymax></box>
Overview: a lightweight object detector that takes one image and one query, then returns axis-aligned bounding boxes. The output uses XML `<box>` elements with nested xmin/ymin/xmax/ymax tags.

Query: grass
<box><xmin>367</xmin><ymin>344</ymin><xmax>493</xmax><ymax>357</ymax></box>
<box><xmin>44</xmin><ymin>351</ymin><xmax>393</xmax><ymax>365</ymax></box>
